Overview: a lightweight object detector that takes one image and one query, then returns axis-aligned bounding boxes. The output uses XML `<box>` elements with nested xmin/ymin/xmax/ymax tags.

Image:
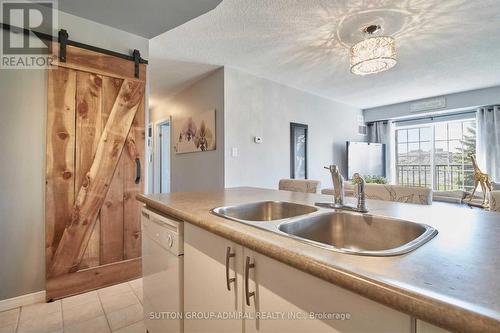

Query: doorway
<box><xmin>156</xmin><ymin>119</ymin><xmax>171</xmax><ymax>193</ymax></box>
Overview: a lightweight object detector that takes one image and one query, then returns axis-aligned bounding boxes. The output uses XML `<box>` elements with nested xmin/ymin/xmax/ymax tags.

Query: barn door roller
<box><xmin>133</xmin><ymin>49</ymin><xmax>141</xmax><ymax>78</ymax></box>
<box><xmin>58</xmin><ymin>29</ymin><xmax>68</xmax><ymax>62</ymax></box>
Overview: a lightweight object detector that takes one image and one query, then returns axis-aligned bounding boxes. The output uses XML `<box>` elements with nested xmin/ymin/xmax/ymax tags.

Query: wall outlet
<box><xmin>231</xmin><ymin>147</ymin><xmax>238</xmax><ymax>157</ymax></box>
<box><xmin>254</xmin><ymin>136</ymin><xmax>263</xmax><ymax>144</ymax></box>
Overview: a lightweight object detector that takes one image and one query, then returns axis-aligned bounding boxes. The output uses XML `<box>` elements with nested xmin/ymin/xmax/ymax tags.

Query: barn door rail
<box><xmin>0</xmin><ymin>23</ymin><xmax>148</xmax><ymax>77</ymax></box>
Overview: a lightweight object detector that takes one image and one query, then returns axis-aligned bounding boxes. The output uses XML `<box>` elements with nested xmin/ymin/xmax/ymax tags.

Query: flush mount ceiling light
<box><xmin>350</xmin><ymin>25</ymin><xmax>397</xmax><ymax>76</ymax></box>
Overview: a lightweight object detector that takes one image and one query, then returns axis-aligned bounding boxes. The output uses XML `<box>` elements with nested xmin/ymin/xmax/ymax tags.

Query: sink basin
<box><xmin>212</xmin><ymin>201</ymin><xmax>436</xmax><ymax>256</ymax></box>
<box><xmin>212</xmin><ymin>201</ymin><xmax>318</xmax><ymax>222</ymax></box>
<box><xmin>278</xmin><ymin>211</ymin><xmax>437</xmax><ymax>256</ymax></box>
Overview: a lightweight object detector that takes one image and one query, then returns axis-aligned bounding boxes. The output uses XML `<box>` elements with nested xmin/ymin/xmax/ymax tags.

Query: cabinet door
<box><xmin>184</xmin><ymin>223</ymin><xmax>244</xmax><ymax>333</ymax></box>
<box><xmin>417</xmin><ymin>320</ymin><xmax>452</xmax><ymax>333</ymax></box>
<box><xmin>243</xmin><ymin>249</ymin><xmax>412</xmax><ymax>333</ymax></box>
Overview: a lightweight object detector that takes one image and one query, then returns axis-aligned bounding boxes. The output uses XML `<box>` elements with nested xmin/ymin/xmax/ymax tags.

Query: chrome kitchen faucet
<box><xmin>316</xmin><ymin>165</ymin><xmax>368</xmax><ymax>213</ymax></box>
<box><xmin>326</xmin><ymin>165</ymin><xmax>344</xmax><ymax>206</ymax></box>
<box><xmin>352</xmin><ymin>173</ymin><xmax>368</xmax><ymax>213</ymax></box>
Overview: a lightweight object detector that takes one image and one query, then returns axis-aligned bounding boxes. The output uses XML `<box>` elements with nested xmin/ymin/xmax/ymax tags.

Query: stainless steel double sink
<box><xmin>212</xmin><ymin>201</ymin><xmax>438</xmax><ymax>256</ymax></box>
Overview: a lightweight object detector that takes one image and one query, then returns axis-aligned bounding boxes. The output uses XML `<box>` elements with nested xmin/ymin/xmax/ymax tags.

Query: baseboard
<box><xmin>0</xmin><ymin>290</ymin><xmax>45</xmax><ymax>312</ymax></box>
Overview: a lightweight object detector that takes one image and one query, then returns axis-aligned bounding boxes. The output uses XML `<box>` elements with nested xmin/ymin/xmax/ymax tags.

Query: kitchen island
<box><xmin>137</xmin><ymin>187</ymin><xmax>500</xmax><ymax>333</ymax></box>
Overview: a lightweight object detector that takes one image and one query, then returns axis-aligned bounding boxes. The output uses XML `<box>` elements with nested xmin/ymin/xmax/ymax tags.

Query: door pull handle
<box><xmin>225</xmin><ymin>246</ymin><xmax>236</xmax><ymax>291</ymax></box>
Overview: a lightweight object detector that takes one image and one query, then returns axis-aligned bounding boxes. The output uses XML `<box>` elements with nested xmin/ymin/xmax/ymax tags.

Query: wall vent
<box><xmin>410</xmin><ymin>97</ymin><xmax>446</xmax><ymax>113</ymax></box>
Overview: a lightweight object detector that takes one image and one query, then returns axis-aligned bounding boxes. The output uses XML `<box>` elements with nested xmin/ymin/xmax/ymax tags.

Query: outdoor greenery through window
<box><xmin>395</xmin><ymin>119</ymin><xmax>476</xmax><ymax>191</ymax></box>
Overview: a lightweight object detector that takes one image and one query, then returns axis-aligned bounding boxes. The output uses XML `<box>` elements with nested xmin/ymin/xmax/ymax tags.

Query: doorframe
<box><xmin>290</xmin><ymin>122</ymin><xmax>308</xmax><ymax>179</ymax></box>
<box><xmin>153</xmin><ymin>117</ymin><xmax>172</xmax><ymax>193</ymax></box>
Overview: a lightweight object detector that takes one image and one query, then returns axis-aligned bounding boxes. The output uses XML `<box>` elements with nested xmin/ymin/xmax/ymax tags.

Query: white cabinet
<box><xmin>185</xmin><ymin>224</ymin><xmax>413</xmax><ymax>333</ymax></box>
<box><xmin>417</xmin><ymin>320</ymin><xmax>452</xmax><ymax>333</ymax></box>
<box><xmin>244</xmin><ymin>248</ymin><xmax>412</xmax><ymax>333</ymax></box>
<box><xmin>183</xmin><ymin>223</ymin><xmax>244</xmax><ymax>332</ymax></box>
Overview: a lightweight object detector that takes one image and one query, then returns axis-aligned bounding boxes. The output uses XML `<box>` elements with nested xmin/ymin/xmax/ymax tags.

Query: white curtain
<box><xmin>367</xmin><ymin>121</ymin><xmax>395</xmax><ymax>183</ymax></box>
<box><xmin>477</xmin><ymin>106</ymin><xmax>500</xmax><ymax>182</ymax></box>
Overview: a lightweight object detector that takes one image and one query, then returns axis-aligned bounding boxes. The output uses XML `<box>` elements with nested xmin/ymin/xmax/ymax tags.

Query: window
<box><xmin>396</xmin><ymin>126</ymin><xmax>432</xmax><ymax>188</ymax></box>
<box><xmin>395</xmin><ymin>119</ymin><xmax>476</xmax><ymax>191</ymax></box>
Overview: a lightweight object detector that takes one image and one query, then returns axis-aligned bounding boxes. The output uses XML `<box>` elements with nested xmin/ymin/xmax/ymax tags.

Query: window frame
<box><xmin>394</xmin><ymin>117</ymin><xmax>476</xmax><ymax>191</ymax></box>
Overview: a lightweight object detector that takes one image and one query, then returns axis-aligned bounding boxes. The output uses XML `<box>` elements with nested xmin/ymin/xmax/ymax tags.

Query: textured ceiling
<box><xmin>150</xmin><ymin>0</ymin><xmax>500</xmax><ymax>109</ymax></box>
<box><xmin>149</xmin><ymin>59</ymin><xmax>221</xmax><ymax>110</ymax></box>
<box><xmin>51</xmin><ymin>0</ymin><xmax>222</xmax><ymax>38</ymax></box>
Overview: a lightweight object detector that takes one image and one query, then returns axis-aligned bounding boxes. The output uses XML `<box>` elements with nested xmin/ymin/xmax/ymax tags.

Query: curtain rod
<box><xmin>366</xmin><ymin>121</ymin><xmax>388</xmax><ymax>126</ymax></box>
<box><xmin>0</xmin><ymin>23</ymin><xmax>148</xmax><ymax>64</ymax></box>
<box><xmin>367</xmin><ymin>110</ymin><xmax>477</xmax><ymax>126</ymax></box>
<box><xmin>394</xmin><ymin>110</ymin><xmax>477</xmax><ymax>124</ymax></box>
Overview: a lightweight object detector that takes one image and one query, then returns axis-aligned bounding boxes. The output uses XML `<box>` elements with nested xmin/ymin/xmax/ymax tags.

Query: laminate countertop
<box><xmin>137</xmin><ymin>187</ymin><xmax>500</xmax><ymax>333</ymax></box>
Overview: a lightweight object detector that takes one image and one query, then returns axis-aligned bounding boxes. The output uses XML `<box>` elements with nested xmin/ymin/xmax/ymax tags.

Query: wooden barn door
<box><xmin>45</xmin><ymin>44</ymin><xmax>146</xmax><ymax>300</ymax></box>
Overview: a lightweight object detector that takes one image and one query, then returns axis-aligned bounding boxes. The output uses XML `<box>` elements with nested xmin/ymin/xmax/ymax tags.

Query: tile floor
<box><xmin>0</xmin><ymin>279</ymin><xmax>145</xmax><ymax>333</ymax></box>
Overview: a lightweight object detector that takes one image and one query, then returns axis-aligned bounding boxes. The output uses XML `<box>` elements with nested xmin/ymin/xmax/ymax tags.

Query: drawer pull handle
<box><xmin>225</xmin><ymin>247</ymin><xmax>236</xmax><ymax>291</ymax></box>
<box><xmin>245</xmin><ymin>256</ymin><xmax>255</xmax><ymax>306</ymax></box>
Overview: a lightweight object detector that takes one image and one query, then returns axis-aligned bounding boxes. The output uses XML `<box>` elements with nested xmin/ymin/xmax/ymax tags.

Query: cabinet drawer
<box><xmin>244</xmin><ymin>249</ymin><xmax>412</xmax><ymax>333</ymax></box>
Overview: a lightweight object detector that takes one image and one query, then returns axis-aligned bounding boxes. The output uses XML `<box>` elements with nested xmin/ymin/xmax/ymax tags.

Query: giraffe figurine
<box><xmin>468</xmin><ymin>153</ymin><xmax>492</xmax><ymax>207</ymax></box>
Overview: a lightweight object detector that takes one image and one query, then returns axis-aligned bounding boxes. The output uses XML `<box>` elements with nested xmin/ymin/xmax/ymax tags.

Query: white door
<box><xmin>184</xmin><ymin>223</ymin><xmax>244</xmax><ymax>333</ymax></box>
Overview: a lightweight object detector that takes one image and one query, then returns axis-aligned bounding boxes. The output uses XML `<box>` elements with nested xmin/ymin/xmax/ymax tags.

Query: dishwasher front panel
<box><xmin>142</xmin><ymin>208</ymin><xmax>183</xmax><ymax>333</ymax></box>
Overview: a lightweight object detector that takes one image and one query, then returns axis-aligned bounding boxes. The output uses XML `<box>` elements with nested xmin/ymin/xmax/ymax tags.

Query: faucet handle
<box><xmin>352</xmin><ymin>173</ymin><xmax>368</xmax><ymax>212</ymax></box>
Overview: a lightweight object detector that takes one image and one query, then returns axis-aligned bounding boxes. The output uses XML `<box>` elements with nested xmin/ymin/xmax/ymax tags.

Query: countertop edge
<box><xmin>137</xmin><ymin>193</ymin><xmax>500</xmax><ymax>333</ymax></box>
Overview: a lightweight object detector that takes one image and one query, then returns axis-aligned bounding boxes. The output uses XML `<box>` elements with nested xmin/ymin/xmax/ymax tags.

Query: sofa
<box><xmin>322</xmin><ymin>181</ymin><xmax>500</xmax><ymax>211</ymax></box>
<box><xmin>490</xmin><ymin>191</ymin><xmax>500</xmax><ymax>212</ymax></box>
<box><xmin>433</xmin><ymin>190</ymin><xmax>471</xmax><ymax>204</ymax></box>
<box><xmin>321</xmin><ymin>182</ymin><xmax>432</xmax><ymax>205</ymax></box>
<box><xmin>279</xmin><ymin>179</ymin><xmax>321</xmax><ymax>194</ymax></box>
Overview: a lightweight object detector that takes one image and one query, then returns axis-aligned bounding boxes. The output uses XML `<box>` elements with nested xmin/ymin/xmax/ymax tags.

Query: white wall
<box><xmin>150</xmin><ymin>68</ymin><xmax>225</xmax><ymax>192</ymax></box>
<box><xmin>0</xmin><ymin>10</ymin><xmax>148</xmax><ymax>301</ymax></box>
<box><xmin>364</xmin><ymin>86</ymin><xmax>500</xmax><ymax>122</ymax></box>
<box><xmin>224</xmin><ymin>68</ymin><xmax>364</xmax><ymax>189</ymax></box>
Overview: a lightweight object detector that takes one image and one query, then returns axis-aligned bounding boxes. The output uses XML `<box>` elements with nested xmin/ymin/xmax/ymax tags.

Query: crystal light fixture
<box><xmin>350</xmin><ymin>25</ymin><xmax>397</xmax><ymax>76</ymax></box>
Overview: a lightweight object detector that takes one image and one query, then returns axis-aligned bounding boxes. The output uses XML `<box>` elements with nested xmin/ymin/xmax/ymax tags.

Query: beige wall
<box><xmin>149</xmin><ymin>67</ymin><xmax>363</xmax><ymax>193</ymax></box>
<box><xmin>0</xmin><ymin>69</ymin><xmax>47</xmax><ymax>301</ymax></box>
<box><xmin>224</xmin><ymin>68</ymin><xmax>365</xmax><ymax>189</ymax></box>
<box><xmin>0</xmin><ymin>10</ymin><xmax>148</xmax><ymax>301</ymax></box>
<box><xmin>150</xmin><ymin>68</ymin><xmax>225</xmax><ymax>192</ymax></box>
